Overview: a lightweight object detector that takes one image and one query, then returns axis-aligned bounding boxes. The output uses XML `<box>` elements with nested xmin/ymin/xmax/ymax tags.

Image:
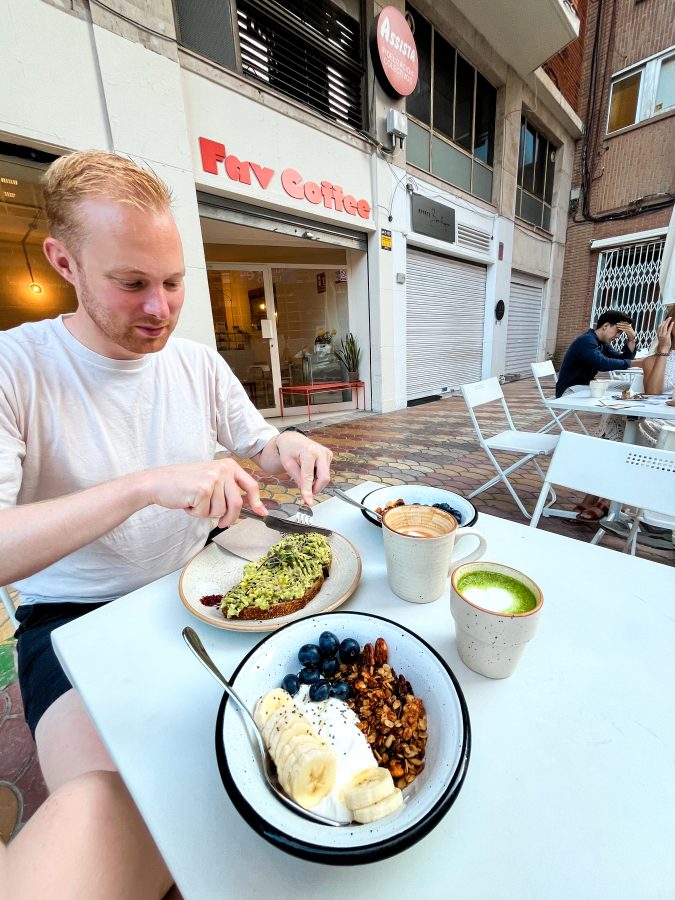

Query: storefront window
<box><xmin>0</xmin><ymin>152</ymin><xmax>76</xmax><ymax>332</ymax></box>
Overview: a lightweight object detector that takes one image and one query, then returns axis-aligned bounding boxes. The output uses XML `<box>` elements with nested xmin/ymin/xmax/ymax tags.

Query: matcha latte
<box><xmin>456</xmin><ymin>570</ymin><xmax>537</xmax><ymax>615</ymax></box>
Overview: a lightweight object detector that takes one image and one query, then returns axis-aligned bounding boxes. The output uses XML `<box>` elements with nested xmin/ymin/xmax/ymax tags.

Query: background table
<box><xmin>546</xmin><ymin>388</ymin><xmax>675</xmax><ymax>443</ymax></box>
<box><xmin>53</xmin><ymin>484</ymin><xmax>675</xmax><ymax>900</ymax></box>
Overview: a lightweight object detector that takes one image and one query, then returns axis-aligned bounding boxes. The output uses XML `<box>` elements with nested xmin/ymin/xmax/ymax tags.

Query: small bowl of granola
<box><xmin>215</xmin><ymin>611</ymin><xmax>470</xmax><ymax>864</ymax></box>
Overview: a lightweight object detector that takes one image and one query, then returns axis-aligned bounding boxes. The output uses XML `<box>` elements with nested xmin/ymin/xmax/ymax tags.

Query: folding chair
<box><xmin>530</xmin><ymin>432</ymin><xmax>675</xmax><ymax>555</ymax></box>
<box><xmin>531</xmin><ymin>360</ymin><xmax>589</xmax><ymax>434</ymax></box>
<box><xmin>461</xmin><ymin>377</ymin><xmax>561</xmax><ymax>520</ymax></box>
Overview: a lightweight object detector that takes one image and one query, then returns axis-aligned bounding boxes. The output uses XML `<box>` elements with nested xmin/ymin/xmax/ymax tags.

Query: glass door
<box><xmin>273</xmin><ymin>267</ymin><xmax>352</xmax><ymax>409</ymax></box>
<box><xmin>206</xmin><ymin>266</ymin><xmax>281</xmax><ymax>415</ymax></box>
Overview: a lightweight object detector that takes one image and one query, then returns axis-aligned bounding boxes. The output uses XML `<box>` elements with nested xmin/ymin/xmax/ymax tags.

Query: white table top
<box><xmin>53</xmin><ymin>484</ymin><xmax>675</xmax><ymax>900</ymax></box>
<box><xmin>547</xmin><ymin>388</ymin><xmax>675</xmax><ymax>420</ymax></box>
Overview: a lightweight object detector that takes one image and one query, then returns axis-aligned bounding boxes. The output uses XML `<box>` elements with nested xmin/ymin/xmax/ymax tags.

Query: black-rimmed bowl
<box><xmin>215</xmin><ymin>611</ymin><xmax>471</xmax><ymax>865</ymax></box>
<box><xmin>359</xmin><ymin>485</ymin><xmax>478</xmax><ymax>529</ymax></box>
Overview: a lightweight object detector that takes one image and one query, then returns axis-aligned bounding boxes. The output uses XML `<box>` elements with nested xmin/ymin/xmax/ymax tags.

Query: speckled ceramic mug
<box><xmin>382</xmin><ymin>505</ymin><xmax>486</xmax><ymax>604</ymax></box>
<box><xmin>450</xmin><ymin>562</ymin><xmax>543</xmax><ymax>679</ymax></box>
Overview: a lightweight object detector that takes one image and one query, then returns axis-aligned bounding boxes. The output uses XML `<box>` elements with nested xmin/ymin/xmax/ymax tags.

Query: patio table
<box><xmin>546</xmin><ymin>388</ymin><xmax>675</xmax><ymax>444</ymax></box>
<box><xmin>52</xmin><ymin>483</ymin><xmax>675</xmax><ymax>899</ymax></box>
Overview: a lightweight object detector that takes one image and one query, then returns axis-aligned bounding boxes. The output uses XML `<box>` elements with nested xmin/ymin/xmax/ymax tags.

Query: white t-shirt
<box><xmin>0</xmin><ymin>316</ymin><xmax>278</xmax><ymax>605</ymax></box>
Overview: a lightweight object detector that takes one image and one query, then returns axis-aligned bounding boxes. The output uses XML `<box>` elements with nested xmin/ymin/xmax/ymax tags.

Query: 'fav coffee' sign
<box><xmin>199</xmin><ymin>137</ymin><xmax>371</xmax><ymax>221</ymax></box>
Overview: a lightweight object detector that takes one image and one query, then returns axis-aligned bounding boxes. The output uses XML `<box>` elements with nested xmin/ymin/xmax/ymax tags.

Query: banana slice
<box><xmin>270</xmin><ymin>717</ymin><xmax>316</xmax><ymax>759</ymax></box>
<box><xmin>343</xmin><ymin>766</ymin><xmax>395</xmax><ymax>810</ymax></box>
<box><xmin>261</xmin><ymin>705</ymin><xmax>303</xmax><ymax>749</ymax></box>
<box><xmin>286</xmin><ymin>745</ymin><xmax>337</xmax><ymax>809</ymax></box>
<box><xmin>275</xmin><ymin>735</ymin><xmax>320</xmax><ymax>786</ymax></box>
<box><xmin>253</xmin><ymin>689</ymin><xmax>293</xmax><ymax>730</ymax></box>
<box><xmin>352</xmin><ymin>787</ymin><xmax>403</xmax><ymax>824</ymax></box>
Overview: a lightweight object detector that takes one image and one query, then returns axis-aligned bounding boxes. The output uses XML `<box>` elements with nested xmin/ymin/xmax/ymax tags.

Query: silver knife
<box><xmin>208</xmin><ymin>509</ymin><xmax>332</xmax><ymax>542</ymax></box>
<box><xmin>240</xmin><ymin>508</ymin><xmax>333</xmax><ymax>536</ymax></box>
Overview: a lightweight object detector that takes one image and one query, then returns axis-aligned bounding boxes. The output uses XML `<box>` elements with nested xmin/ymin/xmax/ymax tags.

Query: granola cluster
<box><xmin>339</xmin><ymin>638</ymin><xmax>427</xmax><ymax>789</ymax></box>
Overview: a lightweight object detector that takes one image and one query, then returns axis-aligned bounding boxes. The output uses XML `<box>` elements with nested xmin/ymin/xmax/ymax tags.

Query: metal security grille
<box><xmin>505</xmin><ymin>275</ymin><xmax>545</xmax><ymax>376</ymax></box>
<box><xmin>406</xmin><ymin>249</ymin><xmax>486</xmax><ymax>400</ymax></box>
<box><xmin>236</xmin><ymin>0</ymin><xmax>364</xmax><ymax>130</ymax></box>
<box><xmin>591</xmin><ymin>239</ymin><xmax>666</xmax><ymax>351</ymax></box>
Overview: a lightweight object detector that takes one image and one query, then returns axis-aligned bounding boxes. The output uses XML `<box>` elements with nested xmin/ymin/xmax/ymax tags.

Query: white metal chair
<box><xmin>530</xmin><ymin>432</ymin><xmax>675</xmax><ymax>555</ymax></box>
<box><xmin>461</xmin><ymin>377</ymin><xmax>560</xmax><ymax>519</ymax></box>
<box><xmin>531</xmin><ymin>360</ymin><xmax>589</xmax><ymax>434</ymax></box>
<box><xmin>1</xmin><ymin>585</ymin><xmax>17</xmax><ymax>629</ymax></box>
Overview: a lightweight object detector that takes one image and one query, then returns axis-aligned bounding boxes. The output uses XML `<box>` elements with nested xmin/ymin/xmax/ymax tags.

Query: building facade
<box><xmin>555</xmin><ymin>0</ymin><xmax>674</xmax><ymax>359</ymax></box>
<box><xmin>1</xmin><ymin>0</ymin><xmax>581</xmax><ymax>415</ymax></box>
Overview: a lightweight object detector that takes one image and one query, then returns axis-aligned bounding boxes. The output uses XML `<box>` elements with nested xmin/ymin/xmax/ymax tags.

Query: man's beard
<box><xmin>79</xmin><ymin>273</ymin><xmax>177</xmax><ymax>355</ymax></box>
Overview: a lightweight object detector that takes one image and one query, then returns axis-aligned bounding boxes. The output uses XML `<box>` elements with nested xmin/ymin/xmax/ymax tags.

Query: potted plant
<box><xmin>314</xmin><ymin>329</ymin><xmax>336</xmax><ymax>356</ymax></box>
<box><xmin>334</xmin><ymin>332</ymin><xmax>362</xmax><ymax>381</ymax></box>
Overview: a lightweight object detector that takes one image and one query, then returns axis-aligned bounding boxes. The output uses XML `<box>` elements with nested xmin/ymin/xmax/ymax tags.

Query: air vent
<box><xmin>457</xmin><ymin>223</ymin><xmax>491</xmax><ymax>254</ymax></box>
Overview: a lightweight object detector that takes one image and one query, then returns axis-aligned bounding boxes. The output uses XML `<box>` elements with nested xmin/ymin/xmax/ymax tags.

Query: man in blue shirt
<box><xmin>556</xmin><ymin>310</ymin><xmax>639</xmax><ymax>397</ymax></box>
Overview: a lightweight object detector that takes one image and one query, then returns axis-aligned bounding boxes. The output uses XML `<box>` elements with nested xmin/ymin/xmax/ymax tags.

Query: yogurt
<box><xmin>292</xmin><ymin>685</ymin><xmax>377</xmax><ymax>823</ymax></box>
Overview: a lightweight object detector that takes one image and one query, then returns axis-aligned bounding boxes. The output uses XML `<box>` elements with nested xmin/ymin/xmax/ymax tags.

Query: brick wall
<box><xmin>543</xmin><ymin>0</ymin><xmax>587</xmax><ymax>112</ymax></box>
<box><xmin>555</xmin><ymin>0</ymin><xmax>675</xmax><ymax>360</ymax></box>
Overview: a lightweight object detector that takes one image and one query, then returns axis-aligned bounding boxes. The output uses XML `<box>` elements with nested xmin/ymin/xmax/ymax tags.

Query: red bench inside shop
<box><xmin>279</xmin><ymin>381</ymin><xmax>366</xmax><ymax>421</ymax></box>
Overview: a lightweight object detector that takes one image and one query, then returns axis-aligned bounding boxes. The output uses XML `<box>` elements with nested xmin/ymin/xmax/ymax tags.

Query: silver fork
<box><xmin>291</xmin><ymin>503</ymin><xmax>314</xmax><ymax>525</ymax></box>
<box><xmin>182</xmin><ymin>627</ymin><xmax>341</xmax><ymax>827</ymax></box>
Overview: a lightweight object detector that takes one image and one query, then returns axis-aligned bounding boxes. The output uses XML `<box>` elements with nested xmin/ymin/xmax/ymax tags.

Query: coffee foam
<box><xmin>461</xmin><ymin>585</ymin><xmax>518</xmax><ymax>613</ymax></box>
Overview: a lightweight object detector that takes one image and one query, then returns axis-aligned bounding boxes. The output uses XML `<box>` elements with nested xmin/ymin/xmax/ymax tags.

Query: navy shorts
<box><xmin>14</xmin><ymin>602</ymin><xmax>108</xmax><ymax>738</ymax></box>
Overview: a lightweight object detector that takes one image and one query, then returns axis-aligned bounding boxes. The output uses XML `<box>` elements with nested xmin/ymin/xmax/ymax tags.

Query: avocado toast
<box><xmin>220</xmin><ymin>532</ymin><xmax>332</xmax><ymax>620</ymax></box>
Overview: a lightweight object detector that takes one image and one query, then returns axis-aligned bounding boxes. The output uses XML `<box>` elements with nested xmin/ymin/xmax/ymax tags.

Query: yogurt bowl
<box><xmin>215</xmin><ymin>611</ymin><xmax>470</xmax><ymax>864</ymax></box>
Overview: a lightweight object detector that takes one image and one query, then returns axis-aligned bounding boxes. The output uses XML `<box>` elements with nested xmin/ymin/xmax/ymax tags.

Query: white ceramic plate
<box><xmin>179</xmin><ymin>534</ymin><xmax>361</xmax><ymax>632</ymax></box>
<box><xmin>359</xmin><ymin>484</ymin><xmax>478</xmax><ymax>528</ymax></box>
<box><xmin>215</xmin><ymin>611</ymin><xmax>470</xmax><ymax>863</ymax></box>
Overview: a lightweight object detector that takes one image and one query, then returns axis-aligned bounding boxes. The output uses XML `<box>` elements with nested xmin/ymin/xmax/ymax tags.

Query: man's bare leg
<box><xmin>35</xmin><ymin>688</ymin><xmax>116</xmax><ymax>793</ymax></box>
<box><xmin>6</xmin><ymin>771</ymin><xmax>174</xmax><ymax>900</ymax></box>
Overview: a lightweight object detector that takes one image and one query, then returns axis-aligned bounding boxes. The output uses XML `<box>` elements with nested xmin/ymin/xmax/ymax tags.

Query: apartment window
<box><xmin>174</xmin><ymin>0</ymin><xmax>365</xmax><ymax>131</ymax></box>
<box><xmin>607</xmin><ymin>47</ymin><xmax>675</xmax><ymax>134</ymax></box>
<box><xmin>516</xmin><ymin>117</ymin><xmax>555</xmax><ymax>231</ymax></box>
<box><xmin>405</xmin><ymin>4</ymin><xmax>497</xmax><ymax>203</ymax></box>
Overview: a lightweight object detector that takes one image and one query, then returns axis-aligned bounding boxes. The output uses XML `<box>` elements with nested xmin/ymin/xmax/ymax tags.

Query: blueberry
<box><xmin>318</xmin><ymin>631</ymin><xmax>339</xmax><ymax>658</ymax></box>
<box><xmin>330</xmin><ymin>680</ymin><xmax>350</xmax><ymax>701</ymax></box>
<box><xmin>298</xmin><ymin>644</ymin><xmax>322</xmax><ymax>668</ymax></box>
<box><xmin>339</xmin><ymin>637</ymin><xmax>360</xmax><ymax>663</ymax></box>
<box><xmin>281</xmin><ymin>673</ymin><xmax>300</xmax><ymax>696</ymax></box>
<box><xmin>308</xmin><ymin>679</ymin><xmax>330</xmax><ymax>702</ymax></box>
<box><xmin>298</xmin><ymin>667</ymin><xmax>321</xmax><ymax>685</ymax></box>
<box><xmin>320</xmin><ymin>657</ymin><xmax>339</xmax><ymax>678</ymax></box>
<box><xmin>432</xmin><ymin>502</ymin><xmax>462</xmax><ymax>524</ymax></box>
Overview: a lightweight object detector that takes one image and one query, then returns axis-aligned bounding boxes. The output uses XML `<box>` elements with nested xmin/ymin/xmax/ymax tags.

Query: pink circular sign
<box><xmin>373</xmin><ymin>6</ymin><xmax>418</xmax><ymax>98</ymax></box>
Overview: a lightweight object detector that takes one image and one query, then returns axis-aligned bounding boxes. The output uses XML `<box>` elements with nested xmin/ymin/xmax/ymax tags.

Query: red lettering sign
<box><xmin>198</xmin><ymin>137</ymin><xmax>371</xmax><ymax>221</ymax></box>
<box><xmin>370</xmin><ymin>6</ymin><xmax>418</xmax><ymax>98</ymax></box>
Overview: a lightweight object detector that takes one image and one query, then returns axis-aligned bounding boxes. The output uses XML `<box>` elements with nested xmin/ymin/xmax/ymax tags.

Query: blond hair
<box><xmin>42</xmin><ymin>150</ymin><xmax>173</xmax><ymax>252</ymax></box>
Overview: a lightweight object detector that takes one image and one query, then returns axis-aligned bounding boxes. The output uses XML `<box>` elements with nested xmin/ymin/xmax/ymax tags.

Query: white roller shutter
<box><xmin>406</xmin><ymin>249</ymin><xmax>486</xmax><ymax>401</ymax></box>
<box><xmin>505</xmin><ymin>274</ymin><xmax>545</xmax><ymax>377</ymax></box>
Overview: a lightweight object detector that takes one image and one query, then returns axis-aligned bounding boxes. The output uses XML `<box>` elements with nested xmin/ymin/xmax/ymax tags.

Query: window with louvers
<box><xmin>236</xmin><ymin>0</ymin><xmax>364</xmax><ymax>130</ymax></box>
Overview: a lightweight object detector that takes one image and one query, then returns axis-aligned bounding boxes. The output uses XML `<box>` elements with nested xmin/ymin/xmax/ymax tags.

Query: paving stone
<box><xmin>0</xmin><ymin>716</ymin><xmax>34</xmax><ymax>781</ymax></box>
<box><xmin>14</xmin><ymin>755</ymin><xmax>48</xmax><ymax>825</ymax></box>
<box><xmin>0</xmin><ymin>782</ymin><xmax>20</xmax><ymax>843</ymax></box>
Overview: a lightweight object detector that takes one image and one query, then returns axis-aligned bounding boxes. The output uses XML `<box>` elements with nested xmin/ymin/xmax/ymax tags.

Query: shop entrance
<box><xmin>206</xmin><ymin>263</ymin><xmax>353</xmax><ymax>417</ymax></box>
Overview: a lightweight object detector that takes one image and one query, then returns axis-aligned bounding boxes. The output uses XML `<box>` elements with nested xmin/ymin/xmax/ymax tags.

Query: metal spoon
<box><xmin>332</xmin><ymin>488</ymin><xmax>381</xmax><ymax>519</ymax></box>
<box><xmin>181</xmin><ymin>627</ymin><xmax>341</xmax><ymax>828</ymax></box>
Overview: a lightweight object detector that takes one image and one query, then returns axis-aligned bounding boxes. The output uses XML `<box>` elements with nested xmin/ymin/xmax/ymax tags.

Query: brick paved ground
<box><xmin>1</xmin><ymin>377</ymin><xmax>671</xmax><ymax>840</ymax></box>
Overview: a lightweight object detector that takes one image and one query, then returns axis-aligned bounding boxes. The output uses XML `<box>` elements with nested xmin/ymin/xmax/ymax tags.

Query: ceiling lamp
<box><xmin>21</xmin><ymin>217</ymin><xmax>43</xmax><ymax>298</ymax></box>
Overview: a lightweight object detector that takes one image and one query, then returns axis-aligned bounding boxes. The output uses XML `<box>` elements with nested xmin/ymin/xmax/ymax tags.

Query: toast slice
<box><xmin>216</xmin><ymin>533</ymin><xmax>332</xmax><ymax>620</ymax></box>
<box><xmin>235</xmin><ymin>567</ymin><xmax>328</xmax><ymax>620</ymax></box>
